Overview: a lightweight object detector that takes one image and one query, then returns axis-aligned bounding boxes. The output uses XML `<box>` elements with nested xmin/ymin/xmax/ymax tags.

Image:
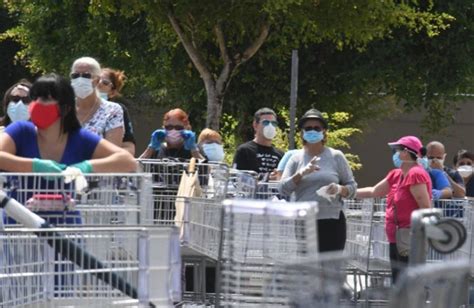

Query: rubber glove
<box><xmin>32</xmin><ymin>158</ymin><xmax>66</xmax><ymax>173</ymax></box>
<box><xmin>326</xmin><ymin>183</ymin><xmax>342</xmax><ymax>196</ymax></box>
<box><xmin>181</xmin><ymin>130</ymin><xmax>197</xmax><ymax>151</ymax></box>
<box><xmin>432</xmin><ymin>189</ymin><xmax>442</xmax><ymax>201</ymax></box>
<box><xmin>148</xmin><ymin>129</ymin><xmax>167</xmax><ymax>151</ymax></box>
<box><xmin>70</xmin><ymin>160</ymin><xmax>93</xmax><ymax>174</ymax></box>
<box><xmin>298</xmin><ymin>156</ymin><xmax>320</xmax><ymax>177</ymax></box>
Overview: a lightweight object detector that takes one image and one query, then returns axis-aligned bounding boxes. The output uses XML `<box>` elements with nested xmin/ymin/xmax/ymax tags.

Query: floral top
<box><xmin>82</xmin><ymin>99</ymin><xmax>124</xmax><ymax>138</ymax></box>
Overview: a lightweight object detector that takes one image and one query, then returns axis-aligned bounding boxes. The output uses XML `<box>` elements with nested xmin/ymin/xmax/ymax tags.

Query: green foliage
<box><xmin>220</xmin><ymin>113</ymin><xmax>239</xmax><ymax>166</ymax></box>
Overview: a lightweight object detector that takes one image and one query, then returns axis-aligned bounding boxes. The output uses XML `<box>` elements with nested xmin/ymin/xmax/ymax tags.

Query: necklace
<box><xmin>77</xmin><ymin>99</ymin><xmax>99</xmax><ymax>124</ymax></box>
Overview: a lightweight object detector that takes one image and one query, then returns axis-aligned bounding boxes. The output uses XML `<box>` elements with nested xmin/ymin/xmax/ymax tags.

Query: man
<box><xmin>427</xmin><ymin>141</ymin><xmax>466</xmax><ymax>198</ymax></box>
<box><xmin>233</xmin><ymin>107</ymin><xmax>283</xmax><ymax>180</ymax></box>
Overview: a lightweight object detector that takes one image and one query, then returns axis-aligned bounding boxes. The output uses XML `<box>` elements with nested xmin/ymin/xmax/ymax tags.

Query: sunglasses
<box><xmin>70</xmin><ymin>72</ymin><xmax>92</xmax><ymax>79</ymax></box>
<box><xmin>164</xmin><ymin>125</ymin><xmax>184</xmax><ymax>131</ymax></box>
<box><xmin>261</xmin><ymin>120</ymin><xmax>278</xmax><ymax>127</ymax></box>
<box><xmin>459</xmin><ymin>162</ymin><xmax>473</xmax><ymax>166</ymax></box>
<box><xmin>427</xmin><ymin>156</ymin><xmax>443</xmax><ymax>160</ymax></box>
<box><xmin>9</xmin><ymin>95</ymin><xmax>31</xmax><ymax>103</ymax></box>
<box><xmin>99</xmin><ymin>79</ymin><xmax>112</xmax><ymax>86</ymax></box>
<box><xmin>303</xmin><ymin>126</ymin><xmax>323</xmax><ymax>132</ymax></box>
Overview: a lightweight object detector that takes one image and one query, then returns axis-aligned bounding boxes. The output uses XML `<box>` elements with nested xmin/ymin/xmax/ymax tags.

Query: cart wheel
<box><xmin>429</xmin><ymin>219</ymin><xmax>467</xmax><ymax>254</ymax></box>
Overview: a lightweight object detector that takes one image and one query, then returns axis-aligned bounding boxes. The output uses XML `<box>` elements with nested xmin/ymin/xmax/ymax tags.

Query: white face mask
<box><xmin>457</xmin><ymin>165</ymin><xmax>473</xmax><ymax>178</ymax></box>
<box><xmin>202</xmin><ymin>143</ymin><xmax>225</xmax><ymax>162</ymax></box>
<box><xmin>71</xmin><ymin>77</ymin><xmax>94</xmax><ymax>99</ymax></box>
<box><xmin>262</xmin><ymin>124</ymin><xmax>277</xmax><ymax>140</ymax></box>
<box><xmin>7</xmin><ymin>100</ymin><xmax>30</xmax><ymax>122</ymax></box>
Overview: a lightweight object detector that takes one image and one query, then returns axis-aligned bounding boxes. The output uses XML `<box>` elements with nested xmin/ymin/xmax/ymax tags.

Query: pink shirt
<box><xmin>385</xmin><ymin>165</ymin><xmax>432</xmax><ymax>243</ymax></box>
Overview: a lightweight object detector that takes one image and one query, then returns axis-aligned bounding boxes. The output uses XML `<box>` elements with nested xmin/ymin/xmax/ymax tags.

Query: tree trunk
<box><xmin>204</xmin><ymin>80</ymin><xmax>224</xmax><ymax>130</ymax></box>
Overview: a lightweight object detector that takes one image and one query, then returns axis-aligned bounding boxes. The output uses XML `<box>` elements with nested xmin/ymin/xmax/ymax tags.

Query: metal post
<box><xmin>289</xmin><ymin>50</ymin><xmax>299</xmax><ymax>150</ymax></box>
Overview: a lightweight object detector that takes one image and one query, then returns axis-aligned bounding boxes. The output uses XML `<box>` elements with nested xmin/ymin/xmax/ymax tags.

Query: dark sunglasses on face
<box><xmin>164</xmin><ymin>125</ymin><xmax>184</xmax><ymax>131</ymax></box>
<box><xmin>261</xmin><ymin>119</ymin><xmax>278</xmax><ymax>127</ymax></box>
<box><xmin>459</xmin><ymin>162</ymin><xmax>473</xmax><ymax>166</ymax></box>
<box><xmin>9</xmin><ymin>95</ymin><xmax>31</xmax><ymax>103</ymax></box>
<box><xmin>70</xmin><ymin>72</ymin><xmax>92</xmax><ymax>79</ymax></box>
<box><xmin>303</xmin><ymin>126</ymin><xmax>323</xmax><ymax>132</ymax></box>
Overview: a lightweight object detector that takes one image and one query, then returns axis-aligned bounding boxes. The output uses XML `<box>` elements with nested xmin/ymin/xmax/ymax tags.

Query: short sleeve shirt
<box><xmin>233</xmin><ymin>141</ymin><xmax>283</xmax><ymax>174</ymax></box>
<box><xmin>82</xmin><ymin>99</ymin><xmax>124</xmax><ymax>138</ymax></box>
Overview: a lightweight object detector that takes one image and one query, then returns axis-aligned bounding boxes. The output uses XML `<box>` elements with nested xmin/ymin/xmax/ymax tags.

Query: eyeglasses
<box><xmin>459</xmin><ymin>162</ymin><xmax>473</xmax><ymax>166</ymax></box>
<box><xmin>261</xmin><ymin>120</ymin><xmax>278</xmax><ymax>127</ymax></box>
<box><xmin>164</xmin><ymin>125</ymin><xmax>184</xmax><ymax>131</ymax></box>
<box><xmin>427</xmin><ymin>156</ymin><xmax>443</xmax><ymax>160</ymax></box>
<box><xmin>303</xmin><ymin>126</ymin><xmax>323</xmax><ymax>132</ymax></box>
<box><xmin>70</xmin><ymin>72</ymin><xmax>92</xmax><ymax>79</ymax></box>
<box><xmin>9</xmin><ymin>95</ymin><xmax>31</xmax><ymax>103</ymax></box>
<box><xmin>99</xmin><ymin>79</ymin><xmax>112</xmax><ymax>86</ymax></box>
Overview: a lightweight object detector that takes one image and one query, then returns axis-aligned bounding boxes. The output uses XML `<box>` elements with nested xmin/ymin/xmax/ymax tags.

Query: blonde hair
<box><xmin>71</xmin><ymin>57</ymin><xmax>101</xmax><ymax>77</ymax></box>
<box><xmin>198</xmin><ymin>128</ymin><xmax>222</xmax><ymax>144</ymax></box>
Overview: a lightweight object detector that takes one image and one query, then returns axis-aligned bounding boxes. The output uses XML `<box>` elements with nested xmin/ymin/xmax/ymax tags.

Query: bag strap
<box><xmin>393</xmin><ymin>173</ymin><xmax>405</xmax><ymax>227</ymax></box>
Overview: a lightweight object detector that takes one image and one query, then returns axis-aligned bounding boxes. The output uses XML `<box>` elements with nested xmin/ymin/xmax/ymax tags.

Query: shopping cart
<box><xmin>0</xmin><ymin>172</ymin><xmax>153</xmax><ymax>226</ymax></box>
<box><xmin>0</xmin><ymin>226</ymin><xmax>181</xmax><ymax>307</ymax></box>
<box><xmin>217</xmin><ymin>199</ymin><xmax>319</xmax><ymax>307</ymax></box>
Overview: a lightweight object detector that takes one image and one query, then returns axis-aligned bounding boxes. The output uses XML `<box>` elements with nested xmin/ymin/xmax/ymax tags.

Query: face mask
<box><xmin>418</xmin><ymin>157</ymin><xmax>429</xmax><ymax>170</ymax></box>
<box><xmin>457</xmin><ymin>165</ymin><xmax>473</xmax><ymax>178</ymax></box>
<box><xmin>165</xmin><ymin>129</ymin><xmax>183</xmax><ymax>145</ymax></box>
<box><xmin>98</xmin><ymin>91</ymin><xmax>108</xmax><ymax>100</ymax></box>
<box><xmin>28</xmin><ymin>101</ymin><xmax>60</xmax><ymax>129</ymax></box>
<box><xmin>392</xmin><ymin>152</ymin><xmax>402</xmax><ymax>168</ymax></box>
<box><xmin>7</xmin><ymin>100</ymin><xmax>30</xmax><ymax>122</ymax></box>
<box><xmin>202</xmin><ymin>143</ymin><xmax>225</xmax><ymax>162</ymax></box>
<box><xmin>303</xmin><ymin>130</ymin><xmax>324</xmax><ymax>144</ymax></box>
<box><xmin>262</xmin><ymin>124</ymin><xmax>277</xmax><ymax>140</ymax></box>
<box><xmin>71</xmin><ymin>77</ymin><xmax>94</xmax><ymax>99</ymax></box>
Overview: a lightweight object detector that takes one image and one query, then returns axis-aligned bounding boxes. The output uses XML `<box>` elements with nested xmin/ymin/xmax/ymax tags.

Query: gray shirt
<box><xmin>279</xmin><ymin>147</ymin><xmax>357</xmax><ymax>219</ymax></box>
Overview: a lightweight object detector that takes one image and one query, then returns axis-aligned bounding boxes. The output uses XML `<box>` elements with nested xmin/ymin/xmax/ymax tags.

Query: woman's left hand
<box><xmin>326</xmin><ymin>183</ymin><xmax>342</xmax><ymax>195</ymax></box>
<box><xmin>181</xmin><ymin>130</ymin><xmax>197</xmax><ymax>150</ymax></box>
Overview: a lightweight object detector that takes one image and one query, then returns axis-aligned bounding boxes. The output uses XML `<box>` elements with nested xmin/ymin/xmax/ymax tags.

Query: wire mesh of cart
<box><xmin>0</xmin><ymin>226</ymin><xmax>181</xmax><ymax>307</ymax></box>
<box><xmin>388</xmin><ymin>260</ymin><xmax>470</xmax><ymax>308</ymax></box>
<box><xmin>217</xmin><ymin>199</ymin><xmax>319</xmax><ymax>307</ymax></box>
<box><xmin>0</xmin><ymin>172</ymin><xmax>153</xmax><ymax>227</ymax></box>
<box><xmin>137</xmin><ymin>159</ymin><xmax>229</xmax><ymax>226</ymax></box>
<box><xmin>261</xmin><ymin>252</ymin><xmax>349</xmax><ymax>307</ymax></box>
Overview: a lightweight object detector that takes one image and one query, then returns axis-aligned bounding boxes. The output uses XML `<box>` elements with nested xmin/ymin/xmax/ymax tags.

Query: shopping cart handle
<box><xmin>0</xmin><ymin>190</ymin><xmax>45</xmax><ymax>228</ymax></box>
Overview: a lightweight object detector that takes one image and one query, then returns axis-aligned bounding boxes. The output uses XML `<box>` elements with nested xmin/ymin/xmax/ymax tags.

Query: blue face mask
<box><xmin>418</xmin><ymin>157</ymin><xmax>429</xmax><ymax>170</ymax></box>
<box><xmin>303</xmin><ymin>130</ymin><xmax>324</xmax><ymax>144</ymax></box>
<box><xmin>392</xmin><ymin>152</ymin><xmax>402</xmax><ymax>168</ymax></box>
<box><xmin>7</xmin><ymin>100</ymin><xmax>30</xmax><ymax>123</ymax></box>
<box><xmin>98</xmin><ymin>91</ymin><xmax>108</xmax><ymax>100</ymax></box>
<box><xmin>202</xmin><ymin>143</ymin><xmax>225</xmax><ymax>162</ymax></box>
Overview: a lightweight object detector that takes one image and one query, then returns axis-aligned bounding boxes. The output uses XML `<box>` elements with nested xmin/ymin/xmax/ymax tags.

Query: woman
<box><xmin>96</xmin><ymin>68</ymin><xmax>136</xmax><ymax>156</ymax></box>
<box><xmin>356</xmin><ymin>135</ymin><xmax>432</xmax><ymax>282</ymax></box>
<box><xmin>139</xmin><ymin>108</ymin><xmax>203</xmax><ymax>160</ymax></box>
<box><xmin>70</xmin><ymin>57</ymin><xmax>124</xmax><ymax>147</ymax></box>
<box><xmin>0</xmin><ymin>79</ymin><xmax>32</xmax><ymax>132</ymax></box>
<box><xmin>279</xmin><ymin>109</ymin><xmax>357</xmax><ymax>252</ymax></box>
<box><xmin>454</xmin><ymin>149</ymin><xmax>473</xmax><ymax>197</ymax></box>
<box><xmin>197</xmin><ymin>128</ymin><xmax>225</xmax><ymax>162</ymax></box>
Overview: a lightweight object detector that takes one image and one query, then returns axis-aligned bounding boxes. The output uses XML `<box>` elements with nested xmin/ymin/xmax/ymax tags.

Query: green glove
<box><xmin>32</xmin><ymin>158</ymin><xmax>66</xmax><ymax>173</ymax></box>
<box><xmin>70</xmin><ymin>160</ymin><xmax>93</xmax><ymax>174</ymax></box>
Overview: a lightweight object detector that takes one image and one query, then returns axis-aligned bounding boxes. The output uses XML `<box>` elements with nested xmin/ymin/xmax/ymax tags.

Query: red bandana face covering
<box><xmin>28</xmin><ymin>101</ymin><xmax>61</xmax><ymax>129</ymax></box>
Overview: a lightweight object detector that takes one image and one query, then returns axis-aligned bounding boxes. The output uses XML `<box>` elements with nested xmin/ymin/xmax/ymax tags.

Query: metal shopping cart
<box><xmin>0</xmin><ymin>226</ymin><xmax>181</xmax><ymax>307</ymax></box>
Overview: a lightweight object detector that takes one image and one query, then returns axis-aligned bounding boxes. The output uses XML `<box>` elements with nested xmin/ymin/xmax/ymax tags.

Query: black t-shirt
<box><xmin>444</xmin><ymin>166</ymin><xmax>465</xmax><ymax>186</ymax></box>
<box><xmin>110</xmin><ymin>97</ymin><xmax>136</xmax><ymax>145</ymax></box>
<box><xmin>233</xmin><ymin>140</ymin><xmax>283</xmax><ymax>174</ymax></box>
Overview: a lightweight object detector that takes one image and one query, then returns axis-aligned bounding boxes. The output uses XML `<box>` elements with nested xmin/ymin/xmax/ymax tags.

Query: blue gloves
<box><xmin>432</xmin><ymin>189</ymin><xmax>442</xmax><ymax>201</ymax></box>
<box><xmin>32</xmin><ymin>158</ymin><xmax>66</xmax><ymax>173</ymax></box>
<box><xmin>182</xmin><ymin>130</ymin><xmax>197</xmax><ymax>151</ymax></box>
<box><xmin>70</xmin><ymin>161</ymin><xmax>93</xmax><ymax>174</ymax></box>
<box><xmin>148</xmin><ymin>129</ymin><xmax>167</xmax><ymax>151</ymax></box>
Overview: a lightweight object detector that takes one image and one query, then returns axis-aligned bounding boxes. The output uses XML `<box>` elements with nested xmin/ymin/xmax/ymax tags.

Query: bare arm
<box><xmin>90</xmin><ymin>139</ymin><xmax>137</xmax><ymax>172</ymax></box>
<box><xmin>0</xmin><ymin>133</ymin><xmax>34</xmax><ymax>171</ymax></box>
<box><xmin>440</xmin><ymin>187</ymin><xmax>453</xmax><ymax>199</ymax></box>
<box><xmin>191</xmin><ymin>149</ymin><xmax>204</xmax><ymax>160</ymax></box>
<box><xmin>447</xmin><ymin>175</ymin><xmax>466</xmax><ymax>198</ymax></box>
<box><xmin>410</xmin><ymin>183</ymin><xmax>431</xmax><ymax>209</ymax></box>
<box><xmin>139</xmin><ymin>147</ymin><xmax>156</xmax><ymax>159</ymax></box>
<box><xmin>104</xmin><ymin>126</ymin><xmax>124</xmax><ymax>148</ymax></box>
<box><xmin>356</xmin><ymin>178</ymin><xmax>390</xmax><ymax>199</ymax></box>
<box><xmin>122</xmin><ymin>141</ymin><xmax>136</xmax><ymax>157</ymax></box>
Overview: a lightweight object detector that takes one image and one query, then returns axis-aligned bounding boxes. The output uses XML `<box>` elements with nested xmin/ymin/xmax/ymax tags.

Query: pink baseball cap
<box><xmin>388</xmin><ymin>136</ymin><xmax>423</xmax><ymax>156</ymax></box>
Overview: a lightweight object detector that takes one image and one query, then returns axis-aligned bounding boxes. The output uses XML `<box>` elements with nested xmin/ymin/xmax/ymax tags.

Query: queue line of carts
<box><xmin>0</xmin><ymin>158</ymin><xmax>472</xmax><ymax>307</ymax></box>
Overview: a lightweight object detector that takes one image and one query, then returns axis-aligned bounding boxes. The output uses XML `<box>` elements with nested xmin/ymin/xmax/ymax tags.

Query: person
<box><xmin>426</xmin><ymin>141</ymin><xmax>466</xmax><ymax>198</ymax></box>
<box><xmin>274</xmin><ymin>149</ymin><xmax>301</xmax><ymax>181</ymax></box>
<box><xmin>279</xmin><ymin>108</ymin><xmax>357</xmax><ymax>252</ymax></box>
<box><xmin>197</xmin><ymin>128</ymin><xmax>225</xmax><ymax>162</ymax></box>
<box><xmin>70</xmin><ymin>57</ymin><xmax>125</xmax><ymax>147</ymax></box>
<box><xmin>139</xmin><ymin>108</ymin><xmax>203</xmax><ymax>160</ymax></box>
<box><xmin>233</xmin><ymin>107</ymin><xmax>283</xmax><ymax>180</ymax></box>
<box><xmin>356</xmin><ymin>135</ymin><xmax>432</xmax><ymax>282</ymax></box>
<box><xmin>96</xmin><ymin>68</ymin><xmax>136</xmax><ymax>156</ymax></box>
<box><xmin>454</xmin><ymin>149</ymin><xmax>474</xmax><ymax>197</ymax></box>
<box><xmin>0</xmin><ymin>74</ymin><xmax>137</xmax><ymax>224</ymax></box>
<box><xmin>418</xmin><ymin>148</ymin><xmax>452</xmax><ymax>201</ymax></box>
<box><xmin>0</xmin><ymin>80</ymin><xmax>32</xmax><ymax>132</ymax></box>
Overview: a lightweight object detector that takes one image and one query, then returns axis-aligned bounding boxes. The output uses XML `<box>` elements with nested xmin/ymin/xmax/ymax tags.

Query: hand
<box><xmin>326</xmin><ymin>183</ymin><xmax>342</xmax><ymax>195</ymax></box>
<box><xmin>32</xmin><ymin>158</ymin><xmax>66</xmax><ymax>173</ymax></box>
<box><xmin>298</xmin><ymin>156</ymin><xmax>320</xmax><ymax>177</ymax></box>
<box><xmin>432</xmin><ymin>189</ymin><xmax>442</xmax><ymax>200</ymax></box>
<box><xmin>148</xmin><ymin>129</ymin><xmax>167</xmax><ymax>150</ymax></box>
<box><xmin>181</xmin><ymin>130</ymin><xmax>197</xmax><ymax>151</ymax></box>
<box><xmin>70</xmin><ymin>161</ymin><xmax>93</xmax><ymax>174</ymax></box>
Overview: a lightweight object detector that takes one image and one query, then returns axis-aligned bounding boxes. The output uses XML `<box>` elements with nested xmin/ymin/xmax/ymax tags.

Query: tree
<box><xmin>2</xmin><ymin>0</ymin><xmax>453</xmax><ymax>130</ymax></box>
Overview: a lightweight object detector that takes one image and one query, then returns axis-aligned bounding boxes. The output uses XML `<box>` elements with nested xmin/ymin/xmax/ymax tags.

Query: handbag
<box><xmin>395</xmin><ymin>226</ymin><xmax>411</xmax><ymax>257</ymax></box>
